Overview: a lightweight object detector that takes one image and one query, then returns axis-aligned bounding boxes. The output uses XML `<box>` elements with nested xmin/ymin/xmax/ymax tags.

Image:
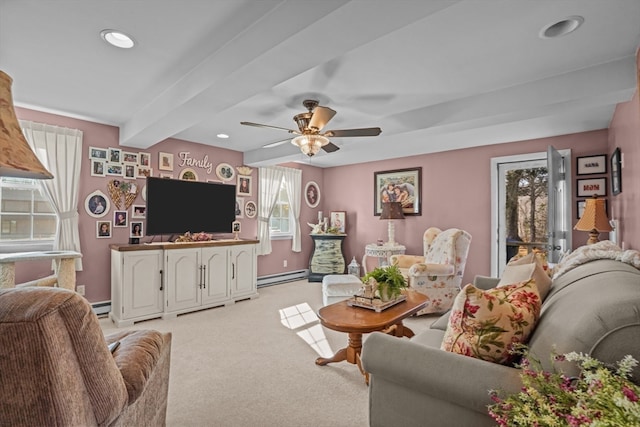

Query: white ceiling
<box><xmin>1</xmin><ymin>0</ymin><xmax>639</xmax><ymax>168</ymax></box>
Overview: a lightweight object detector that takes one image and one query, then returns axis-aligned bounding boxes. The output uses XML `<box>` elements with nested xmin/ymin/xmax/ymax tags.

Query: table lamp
<box><xmin>380</xmin><ymin>202</ymin><xmax>404</xmax><ymax>245</ymax></box>
<box><xmin>0</xmin><ymin>70</ymin><xmax>53</xmax><ymax>179</ymax></box>
<box><xmin>574</xmin><ymin>195</ymin><xmax>612</xmax><ymax>244</ymax></box>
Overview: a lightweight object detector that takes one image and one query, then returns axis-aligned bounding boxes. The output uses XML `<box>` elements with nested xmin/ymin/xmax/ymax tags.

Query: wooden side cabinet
<box><xmin>110</xmin><ymin>249</ymin><xmax>164</xmax><ymax>327</ymax></box>
<box><xmin>309</xmin><ymin>234</ymin><xmax>346</xmax><ymax>282</ymax></box>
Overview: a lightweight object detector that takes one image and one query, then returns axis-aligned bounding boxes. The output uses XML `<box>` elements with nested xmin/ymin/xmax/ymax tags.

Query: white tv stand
<box><xmin>110</xmin><ymin>239</ymin><xmax>259</xmax><ymax>327</ymax></box>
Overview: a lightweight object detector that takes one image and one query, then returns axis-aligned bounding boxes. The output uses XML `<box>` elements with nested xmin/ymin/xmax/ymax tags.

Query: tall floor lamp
<box><xmin>0</xmin><ymin>70</ymin><xmax>53</xmax><ymax>179</ymax></box>
<box><xmin>380</xmin><ymin>202</ymin><xmax>404</xmax><ymax>245</ymax></box>
<box><xmin>574</xmin><ymin>196</ymin><xmax>612</xmax><ymax>245</ymax></box>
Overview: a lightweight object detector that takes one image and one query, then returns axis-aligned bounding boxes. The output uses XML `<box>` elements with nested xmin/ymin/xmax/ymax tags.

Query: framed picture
<box><xmin>179</xmin><ymin>168</ymin><xmax>198</xmax><ymax>181</ymax></box>
<box><xmin>374</xmin><ymin>167</ymin><xmax>422</xmax><ymax>216</ymax></box>
<box><xmin>130</xmin><ymin>222</ymin><xmax>143</xmax><ymax>238</ymax></box>
<box><xmin>235</xmin><ymin>197</ymin><xmax>244</xmax><ymax>218</ymax></box>
<box><xmin>89</xmin><ymin>146</ymin><xmax>107</xmax><ymax>160</ymax></box>
<box><xmin>237</xmin><ymin>176</ymin><xmax>252</xmax><ymax>196</ymax></box>
<box><xmin>216</xmin><ymin>163</ymin><xmax>235</xmax><ymax>182</ymax></box>
<box><xmin>85</xmin><ymin>190</ymin><xmax>110</xmax><ymax>218</ymax></box>
<box><xmin>611</xmin><ymin>147</ymin><xmax>622</xmax><ymax>195</ymax></box>
<box><xmin>132</xmin><ymin>205</ymin><xmax>146</xmax><ymax>218</ymax></box>
<box><xmin>113</xmin><ymin>210</ymin><xmax>128</xmax><ymax>227</ymax></box>
<box><xmin>106</xmin><ymin>163</ymin><xmax>124</xmax><ymax>176</ymax></box>
<box><xmin>122</xmin><ymin>151</ymin><xmax>139</xmax><ymax>164</ymax></box>
<box><xmin>577</xmin><ymin>178</ymin><xmax>607</xmax><ymax>197</ymax></box>
<box><xmin>137</xmin><ymin>166</ymin><xmax>152</xmax><ymax>179</ymax></box>
<box><xmin>304</xmin><ymin>181</ymin><xmax>320</xmax><ymax>208</ymax></box>
<box><xmin>576</xmin><ymin>154</ymin><xmax>607</xmax><ymax>175</ymax></box>
<box><xmin>124</xmin><ymin>164</ymin><xmax>136</xmax><ymax>179</ymax></box>
<box><xmin>232</xmin><ymin>221</ymin><xmax>241</xmax><ymax>233</ymax></box>
<box><xmin>577</xmin><ymin>199</ymin><xmax>608</xmax><ymax>219</ymax></box>
<box><xmin>159</xmin><ymin>152</ymin><xmax>174</xmax><ymax>171</ymax></box>
<box><xmin>330</xmin><ymin>211</ymin><xmax>346</xmax><ymax>233</ymax></box>
<box><xmin>245</xmin><ymin>200</ymin><xmax>257</xmax><ymax>219</ymax></box>
<box><xmin>96</xmin><ymin>221</ymin><xmax>112</xmax><ymax>238</ymax></box>
<box><xmin>91</xmin><ymin>159</ymin><xmax>106</xmax><ymax>177</ymax></box>
<box><xmin>139</xmin><ymin>152</ymin><xmax>151</xmax><ymax>167</ymax></box>
<box><xmin>108</xmin><ymin>147</ymin><xmax>122</xmax><ymax>163</ymax></box>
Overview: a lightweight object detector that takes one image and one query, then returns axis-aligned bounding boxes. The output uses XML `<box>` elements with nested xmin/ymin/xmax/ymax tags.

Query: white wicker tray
<box><xmin>346</xmin><ymin>294</ymin><xmax>407</xmax><ymax>313</ymax></box>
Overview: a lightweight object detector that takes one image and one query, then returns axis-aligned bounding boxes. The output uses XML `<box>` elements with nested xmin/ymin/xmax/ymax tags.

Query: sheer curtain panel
<box><xmin>257</xmin><ymin>166</ymin><xmax>284</xmax><ymax>255</ymax></box>
<box><xmin>281</xmin><ymin>167</ymin><xmax>301</xmax><ymax>252</ymax></box>
<box><xmin>20</xmin><ymin>120</ymin><xmax>83</xmax><ymax>270</ymax></box>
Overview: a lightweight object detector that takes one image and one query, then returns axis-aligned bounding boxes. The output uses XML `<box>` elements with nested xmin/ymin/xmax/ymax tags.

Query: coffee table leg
<box><xmin>316</xmin><ymin>332</ymin><xmax>363</xmax><ymax>366</ymax></box>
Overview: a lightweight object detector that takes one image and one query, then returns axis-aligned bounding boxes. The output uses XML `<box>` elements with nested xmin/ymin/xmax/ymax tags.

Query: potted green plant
<box><xmin>361</xmin><ymin>264</ymin><xmax>408</xmax><ymax>301</ymax></box>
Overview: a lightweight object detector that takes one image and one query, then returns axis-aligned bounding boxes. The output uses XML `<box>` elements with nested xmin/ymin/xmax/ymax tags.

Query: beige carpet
<box><xmin>100</xmin><ymin>280</ymin><xmax>437</xmax><ymax>427</ymax></box>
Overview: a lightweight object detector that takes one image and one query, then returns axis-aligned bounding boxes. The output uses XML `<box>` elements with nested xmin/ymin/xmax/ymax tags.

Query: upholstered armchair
<box><xmin>390</xmin><ymin>227</ymin><xmax>472</xmax><ymax>315</ymax></box>
<box><xmin>0</xmin><ymin>287</ymin><xmax>172</xmax><ymax>426</ymax></box>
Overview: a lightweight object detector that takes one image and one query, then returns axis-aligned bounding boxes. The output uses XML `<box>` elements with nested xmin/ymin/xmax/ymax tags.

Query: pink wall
<box><xmin>322</xmin><ymin>130</ymin><xmax>610</xmax><ymax>285</ymax></box>
<box><xmin>608</xmin><ymin>87</ymin><xmax>640</xmax><ymax>251</ymax></box>
<box><xmin>12</xmin><ymin>84</ymin><xmax>638</xmax><ymax>302</ymax></box>
<box><xmin>14</xmin><ymin>107</ymin><xmax>246</xmax><ymax>303</ymax></box>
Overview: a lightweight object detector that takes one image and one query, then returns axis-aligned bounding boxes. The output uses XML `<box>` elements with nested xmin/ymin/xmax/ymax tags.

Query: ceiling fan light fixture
<box><xmin>291</xmin><ymin>134</ymin><xmax>329</xmax><ymax>157</ymax></box>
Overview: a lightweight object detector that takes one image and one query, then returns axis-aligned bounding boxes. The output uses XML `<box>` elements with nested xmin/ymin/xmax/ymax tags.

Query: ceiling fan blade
<box><xmin>262</xmin><ymin>138</ymin><xmax>291</xmax><ymax>148</ymax></box>
<box><xmin>308</xmin><ymin>106</ymin><xmax>336</xmax><ymax>131</ymax></box>
<box><xmin>323</xmin><ymin>127</ymin><xmax>382</xmax><ymax>138</ymax></box>
<box><xmin>240</xmin><ymin>121</ymin><xmax>298</xmax><ymax>134</ymax></box>
<box><xmin>322</xmin><ymin>142</ymin><xmax>340</xmax><ymax>153</ymax></box>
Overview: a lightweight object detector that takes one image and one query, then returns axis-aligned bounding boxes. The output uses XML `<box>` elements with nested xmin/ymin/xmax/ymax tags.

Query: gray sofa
<box><xmin>361</xmin><ymin>258</ymin><xmax>640</xmax><ymax>427</ymax></box>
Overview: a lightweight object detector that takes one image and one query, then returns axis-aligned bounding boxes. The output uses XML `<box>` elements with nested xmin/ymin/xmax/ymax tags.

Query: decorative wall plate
<box><xmin>216</xmin><ymin>163</ymin><xmax>235</xmax><ymax>182</ymax></box>
<box><xmin>245</xmin><ymin>200</ymin><xmax>257</xmax><ymax>219</ymax></box>
<box><xmin>179</xmin><ymin>168</ymin><xmax>198</xmax><ymax>181</ymax></box>
<box><xmin>85</xmin><ymin>190</ymin><xmax>110</xmax><ymax>218</ymax></box>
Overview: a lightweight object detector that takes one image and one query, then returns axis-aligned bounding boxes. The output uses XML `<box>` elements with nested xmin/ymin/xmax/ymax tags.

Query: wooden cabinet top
<box><xmin>110</xmin><ymin>239</ymin><xmax>259</xmax><ymax>252</ymax></box>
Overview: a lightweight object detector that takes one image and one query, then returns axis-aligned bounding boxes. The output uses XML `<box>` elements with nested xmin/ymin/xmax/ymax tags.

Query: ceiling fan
<box><xmin>240</xmin><ymin>99</ymin><xmax>382</xmax><ymax>157</ymax></box>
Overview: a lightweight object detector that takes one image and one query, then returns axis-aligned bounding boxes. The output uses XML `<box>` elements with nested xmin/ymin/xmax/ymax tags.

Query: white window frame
<box><xmin>269</xmin><ymin>176</ymin><xmax>293</xmax><ymax>240</ymax></box>
<box><xmin>0</xmin><ymin>177</ymin><xmax>57</xmax><ymax>253</ymax></box>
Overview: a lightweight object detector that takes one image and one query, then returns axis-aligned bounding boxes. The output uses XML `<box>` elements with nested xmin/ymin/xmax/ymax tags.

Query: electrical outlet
<box><xmin>76</xmin><ymin>285</ymin><xmax>85</xmax><ymax>296</ymax></box>
<box><xmin>283</xmin><ymin>260</ymin><xmax>287</xmax><ymax>267</ymax></box>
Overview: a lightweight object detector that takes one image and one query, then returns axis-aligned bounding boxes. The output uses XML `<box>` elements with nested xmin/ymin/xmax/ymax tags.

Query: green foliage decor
<box><xmin>361</xmin><ymin>265</ymin><xmax>408</xmax><ymax>300</ymax></box>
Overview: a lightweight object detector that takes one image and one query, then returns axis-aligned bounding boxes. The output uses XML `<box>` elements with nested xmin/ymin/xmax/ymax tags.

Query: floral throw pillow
<box><xmin>440</xmin><ymin>280</ymin><xmax>541</xmax><ymax>365</ymax></box>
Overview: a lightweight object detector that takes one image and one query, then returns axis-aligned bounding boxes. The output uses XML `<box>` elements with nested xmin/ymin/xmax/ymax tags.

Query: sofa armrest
<box><xmin>361</xmin><ymin>333</ymin><xmax>522</xmax><ymax>413</ymax></box>
<box><xmin>408</xmin><ymin>263</ymin><xmax>455</xmax><ymax>277</ymax></box>
<box><xmin>106</xmin><ymin>330</ymin><xmax>172</xmax><ymax>405</ymax></box>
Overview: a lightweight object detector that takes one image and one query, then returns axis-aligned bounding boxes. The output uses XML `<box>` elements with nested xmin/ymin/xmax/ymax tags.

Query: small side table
<box><xmin>362</xmin><ymin>243</ymin><xmax>406</xmax><ymax>274</ymax></box>
<box><xmin>309</xmin><ymin>234</ymin><xmax>347</xmax><ymax>282</ymax></box>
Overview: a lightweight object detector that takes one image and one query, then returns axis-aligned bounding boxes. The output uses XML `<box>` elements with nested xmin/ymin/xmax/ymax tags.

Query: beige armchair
<box><xmin>0</xmin><ymin>286</ymin><xmax>172</xmax><ymax>426</ymax></box>
<box><xmin>391</xmin><ymin>227</ymin><xmax>472</xmax><ymax>315</ymax></box>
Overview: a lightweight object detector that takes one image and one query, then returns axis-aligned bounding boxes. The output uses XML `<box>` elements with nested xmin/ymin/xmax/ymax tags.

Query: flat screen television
<box><xmin>145</xmin><ymin>177</ymin><xmax>236</xmax><ymax>236</ymax></box>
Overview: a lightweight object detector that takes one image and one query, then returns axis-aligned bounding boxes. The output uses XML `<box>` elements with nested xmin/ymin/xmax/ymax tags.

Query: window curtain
<box><xmin>281</xmin><ymin>167</ymin><xmax>301</xmax><ymax>252</ymax></box>
<box><xmin>20</xmin><ymin>120</ymin><xmax>83</xmax><ymax>270</ymax></box>
<box><xmin>256</xmin><ymin>166</ymin><xmax>284</xmax><ymax>255</ymax></box>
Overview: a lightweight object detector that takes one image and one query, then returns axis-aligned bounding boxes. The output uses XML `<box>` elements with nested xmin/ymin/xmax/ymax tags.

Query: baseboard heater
<box><xmin>257</xmin><ymin>269</ymin><xmax>308</xmax><ymax>288</ymax></box>
<box><xmin>92</xmin><ymin>301</ymin><xmax>111</xmax><ymax>317</ymax></box>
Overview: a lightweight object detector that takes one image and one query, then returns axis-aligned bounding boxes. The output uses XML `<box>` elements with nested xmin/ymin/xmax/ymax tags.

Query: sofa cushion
<box><xmin>502</xmin><ymin>253</ymin><xmax>552</xmax><ymax>300</ymax></box>
<box><xmin>440</xmin><ymin>280</ymin><xmax>541</xmax><ymax>364</ymax></box>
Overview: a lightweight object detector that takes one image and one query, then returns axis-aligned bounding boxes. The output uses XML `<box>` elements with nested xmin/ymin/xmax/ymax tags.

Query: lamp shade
<box><xmin>380</xmin><ymin>202</ymin><xmax>405</xmax><ymax>220</ymax></box>
<box><xmin>0</xmin><ymin>71</ymin><xmax>53</xmax><ymax>179</ymax></box>
<box><xmin>574</xmin><ymin>197</ymin><xmax>612</xmax><ymax>232</ymax></box>
<box><xmin>574</xmin><ymin>196</ymin><xmax>612</xmax><ymax>244</ymax></box>
<box><xmin>291</xmin><ymin>134</ymin><xmax>329</xmax><ymax>157</ymax></box>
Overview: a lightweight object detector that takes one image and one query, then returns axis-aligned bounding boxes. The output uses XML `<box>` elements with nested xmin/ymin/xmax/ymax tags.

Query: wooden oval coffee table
<box><xmin>315</xmin><ymin>290</ymin><xmax>428</xmax><ymax>383</ymax></box>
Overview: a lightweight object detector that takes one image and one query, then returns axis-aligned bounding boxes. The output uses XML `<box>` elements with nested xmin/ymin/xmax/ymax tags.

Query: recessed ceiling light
<box><xmin>217</xmin><ymin>133</ymin><xmax>229</xmax><ymax>139</ymax></box>
<box><xmin>539</xmin><ymin>16</ymin><xmax>584</xmax><ymax>39</ymax></box>
<box><xmin>100</xmin><ymin>29</ymin><xmax>135</xmax><ymax>49</ymax></box>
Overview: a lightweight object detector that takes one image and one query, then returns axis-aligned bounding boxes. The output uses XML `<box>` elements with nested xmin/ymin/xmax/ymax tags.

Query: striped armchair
<box><xmin>391</xmin><ymin>227</ymin><xmax>472</xmax><ymax>315</ymax></box>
